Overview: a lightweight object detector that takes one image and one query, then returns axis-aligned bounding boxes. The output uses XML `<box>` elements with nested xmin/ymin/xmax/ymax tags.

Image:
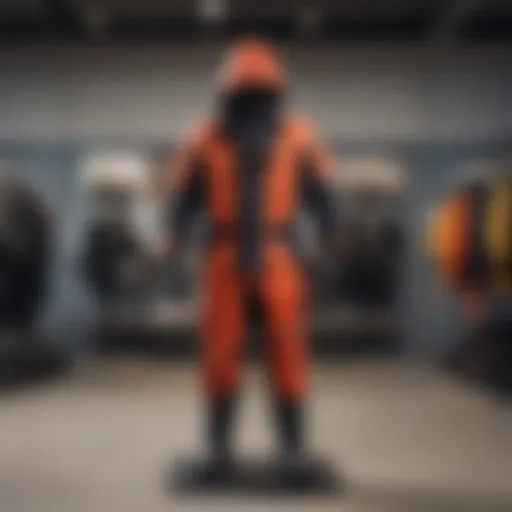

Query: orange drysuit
<box><xmin>169</xmin><ymin>38</ymin><xmax>337</xmax><ymax>404</ymax></box>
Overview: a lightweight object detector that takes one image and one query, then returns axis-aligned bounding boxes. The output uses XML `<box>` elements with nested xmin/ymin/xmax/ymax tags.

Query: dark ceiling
<box><xmin>0</xmin><ymin>0</ymin><xmax>510</xmax><ymax>44</ymax></box>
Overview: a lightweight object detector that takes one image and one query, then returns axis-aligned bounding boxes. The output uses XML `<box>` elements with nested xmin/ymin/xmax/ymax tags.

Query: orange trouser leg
<box><xmin>201</xmin><ymin>248</ymin><xmax>245</xmax><ymax>398</ymax></box>
<box><xmin>260</xmin><ymin>248</ymin><xmax>308</xmax><ymax>399</ymax></box>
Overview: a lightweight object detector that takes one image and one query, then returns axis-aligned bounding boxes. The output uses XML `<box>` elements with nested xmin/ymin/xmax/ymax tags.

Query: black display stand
<box><xmin>169</xmin><ymin>455</ymin><xmax>341</xmax><ymax>496</ymax></box>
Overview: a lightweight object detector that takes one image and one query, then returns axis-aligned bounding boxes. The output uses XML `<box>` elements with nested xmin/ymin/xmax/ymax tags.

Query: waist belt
<box><xmin>210</xmin><ymin>223</ymin><xmax>294</xmax><ymax>243</ymax></box>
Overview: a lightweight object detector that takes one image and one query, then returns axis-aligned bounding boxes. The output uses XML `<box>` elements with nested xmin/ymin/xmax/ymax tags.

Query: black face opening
<box><xmin>221</xmin><ymin>88</ymin><xmax>282</xmax><ymax>133</ymax></box>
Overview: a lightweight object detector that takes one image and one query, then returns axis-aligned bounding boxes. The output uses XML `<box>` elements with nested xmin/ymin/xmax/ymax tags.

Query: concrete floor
<box><xmin>1</xmin><ymin>358</ymin><xmax>512</xmax><ymax>512</ymax></box>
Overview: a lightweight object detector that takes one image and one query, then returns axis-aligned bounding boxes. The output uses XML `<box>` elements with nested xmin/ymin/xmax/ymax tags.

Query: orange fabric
<box><xmin>188</xmin><ymin>116</ymin><xmax>317</xmax><ymax>399</ymax></box>
<box><xmin>201</xmin><ymin>242</ymin><xmax>307</xmax><ymax>399</ymax></box>
<box><xmin>217</xmin><ymin>37</ymin><xmax>286</xmax><ymax>92</ymax></box>
<box><xmin>201</xmin><ymin>116</ymin><xmax>325</xmax><ymax>226</ymax></box>
<box><xmin>201</xmin><ymin>244</ymin><xmax>245</xmax><ymax>397</ymax></box>
<box><xmin>434</xmin><ymin>192</ymin><xmax>471</xmax><ymax>289</ymax></box>
<box><xmin>260</xmin><ymin>244</ymin><xmax>308</xmax><ymax>398</ymax></box>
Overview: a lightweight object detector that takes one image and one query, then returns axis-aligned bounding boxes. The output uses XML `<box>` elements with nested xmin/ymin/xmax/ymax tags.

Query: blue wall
<box><xmin>0</xmin><ymin>142</ymin><xmax>504</xmax><ymax>358</ymax></box>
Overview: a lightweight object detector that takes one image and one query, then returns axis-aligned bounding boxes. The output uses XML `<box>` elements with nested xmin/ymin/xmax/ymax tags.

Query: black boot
<box><xmin>207</xmin><ymin>394</ymin><xmax>237</xmax><ymax>463</ymax></box>
<box><xmin>171</xmin><ymin>395</ymin><xmax>237</xmax><ymax>490</ymax></box>
<box><xmin>274</xmin><ymin>398</ymin><xmax>304</xmax><ymax>459</ymax></box>
<box><xmin>273</xmin><ymin>397</ymin><xmax>321</xmax><ymax>489</ymax></box>
<box><xmin>273</xmin><ymin>398</ymin><xmax>340</xmax><ymax>491</ymax></box>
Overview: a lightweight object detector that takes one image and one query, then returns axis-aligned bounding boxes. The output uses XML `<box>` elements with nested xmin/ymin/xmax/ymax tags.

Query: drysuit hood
<box><xmin>217</xmin><ymin>37</ymin><xmax>286</xmax><ymax>94</ymax></box>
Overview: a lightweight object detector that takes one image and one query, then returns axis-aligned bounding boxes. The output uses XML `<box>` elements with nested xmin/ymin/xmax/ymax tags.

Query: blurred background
<box><xmin>0</xmin><ymin>1</ymin><xmax>511</xmax><ymax>511</ymax></box>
